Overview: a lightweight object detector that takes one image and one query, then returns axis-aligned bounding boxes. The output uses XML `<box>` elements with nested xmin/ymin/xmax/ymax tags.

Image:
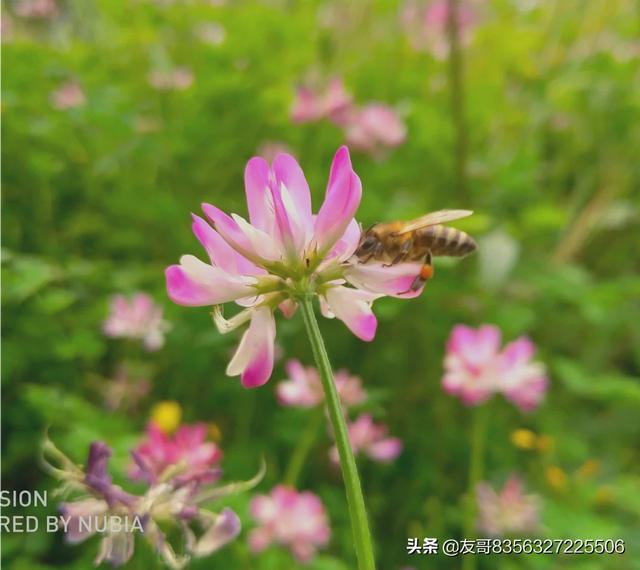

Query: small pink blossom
<box><xmin>249</xmin><ymin>485</ymin><xmax>330</xmax><ymax>563</ymax></box>
<box><xmin>148</xmin><ymin>67</ymin><xmax>194</xmax><ymax>91</ymax></box>
<box><xmin>257</xmin><ymin>141</ymin><xmax>295</xmax><ymax>163</ymax></box>
<box><xmin>343</xmin><ymin>104</ymin><xmax>407</xmax><ymax>154</ymax></box>
<box><xmin>476</xmin><ymin>475</ymin><xmax>541</xmax><ymax>537</ymax></box>
<box><xmin>129</xmin><ymin>422</ymin><xmax>222</xmax><ymax>485</ymax></box>
<box><xmin>166</xmin><ymin>146</ymin><xmax>428</xmax><ymax>388</ymax></box>
<box><xmin>401</xmin><ymin>0</ymin><xmax>476</xmax><ymax>59</ymax></box>
<box><xmin>277</xmin><ymin>359</ymin><xmax>367</xmax><ymax>408</ymax></box>
<box><xmin>330</xmin><ymin>414</ymin><xmax>402</xmax><ymax>464</ymax></box>
<box><xmin>102</xmin><ymin>367</ymin><xmax>150</xmax><ymax>412</ymax></box>
<box><xmin>15</xmin><ymin>0</ymin><xmax>57</xmax><ymax>18</ymax></box>
<box><xmin>195</xmin><ymin>22</ymin><xmax>226</xmax><ymax>46</ymax></box>
<box><xmin>442</xmin><ymin>324</ymin><xmax>549</xmax><ymax>411</ymax></box>
<box><xmin>291</xmin><ymin>78</ymin><xmax>353</xmax><ymax>125</ymax></box>
<box><xmin>103</xmin><ymin>293</ymin><xmax>170</xmax><ymax>351</ymax></box>
<box><xmin>50</xmin><ymin>81</ymin><xmax>86</xmax><ymax>110</ymax></box>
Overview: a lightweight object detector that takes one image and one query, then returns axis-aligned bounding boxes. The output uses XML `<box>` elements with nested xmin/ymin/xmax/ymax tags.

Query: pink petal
<box><xmin>202</xmin><ymin>203</ymin><xmax>260</xmax><ymax>261</ymax></box>
<box><xmin>367</xmin><ymin>437</ymin><xmax>403</xmax><ymax>462</ymax></box>
<box><xmin>244</xmin><ymin>157</ymin><xmax>271</xmax><ymax>231</ymax></box>
<box><xmin>165</xmin><ymin>259</ymin><xmax>255</xmax><ymax>306</ymax></box>
<box><xmin>323</xmin><ymin>218</ymin><xmax>361</xmax><ymax>264</ymax></box>
<box><xmin>323</xmin><ymin>286</ymin><xmax>378</xmax><ymax>341</ymax></box>
<box><xmin>272</xmin><ymin>153</ymin><xmax>313</xmax><ymax>229</ymax></box>
<box><xmin>192</xmin><ymin>509</ymin><xmax>241</xmax><ymax>556</ymax></box>
<box><xmin>226</xmin><ymin>307</ymin><xmax>276</xmax><ymax>388</ymax></box>
<box><xmin>344</xmin><ymin>262</ymin><xmax>425</xmax><ymax>298</ymax></box>
<box><xmin>313</xmin><ymin>147</ymin><xmax>362</xmax><ymax>254</ymax></box>
<box><xmin>191</xmin><ymin>214</ymin><xmax>261</xmax><ymax>275</ymax></box>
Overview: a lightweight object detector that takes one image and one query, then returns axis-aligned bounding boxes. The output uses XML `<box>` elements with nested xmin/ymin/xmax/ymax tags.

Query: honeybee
<box><xmin>354</xmin><ymin>209</ymin><xmax>477</xmax><ymax>292</ymax></box>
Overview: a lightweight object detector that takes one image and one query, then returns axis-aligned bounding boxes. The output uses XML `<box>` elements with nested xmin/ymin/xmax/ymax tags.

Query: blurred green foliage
<box><xmin>2</xmin><ymin>0</ymin><xmax>639</xmax><ymax>569</ymax></box>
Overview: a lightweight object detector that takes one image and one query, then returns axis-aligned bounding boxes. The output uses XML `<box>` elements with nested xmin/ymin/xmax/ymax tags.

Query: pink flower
<box><xmin>330</xmin><ymin>414</ymin><xmax>402</xmax><ymax>464</ymax></box>
<box><xmin>442</xmin><ymin>325</ymin><xmax>549</xmax><ymax>411</ymax></box>
<box><xmin>15</xmin><ymin>0</ymin><xmax>57</xmax><ymax>18</ymax></box>
<box><xmin>129</xmin><ymin>423</ymin><xmax>222</xmax><ymax>485</ymax></box>
<box><xmin>277</xmin><ymin>359</ymin><xmax>367</xmax><ymax>408</ymax></box>
<box><xmin>195</xmin><ymin>22</ymin><xmax>226</xmax><ymax>46</ymax></box>
<box><xmin>476</xmin><ymin>475</ymin><xmax>541</xmax><ymax>537</ymax></box>
<box><xmin>148</xmin><ymin>67</ymin><xmax>194</xmax><ymax>91</ymax></box>
<box><xmin>102</xmin><ymin>366</ymin><xmax>150</xmax><ymax>412</ymax></box>
<box><xmin>249</xmin><ymin>486</ymin><xmax>330</xmax><ymax>563</ymax></box>
<box><xmin>401</xmin><ymin>0</ymin><xmax>476</xmax><ymax>59</ymax></box>
<box><xmin>50</xmin><ymin>81</ymin><xmax>86</xmax><ymax>110</ymax></box>
<box><xmin>500</xmin><ymin>338</ymin><xmax>549</xmax><ymax>412</ymax></box>
<box><xmin>257</xmin><ymin>141</ymin><xmax>295</xmax><ymax>163</ymax></box>
<box><xmin>343</xmin><ymin>104</ymin><xmax>407</xmax><ymax>154</ymax></box>
<box><xmin>442</xmin><ymin>325</ymin><xmax>502</xmax><ymax>406</ymax></box>
<box><xmin>165</xmin><ymin>146</ymin><xmax>427</xmax><ymax>388</ymax></box>
<box><xmin>103</xmin><ymin>293</ymin><xmax>170</xmax><ymax>351</ymax></box>
<box><xmin>291</xmin><ymin>78</ymin><xmax>353</xmax><ymax>125</ymax></box>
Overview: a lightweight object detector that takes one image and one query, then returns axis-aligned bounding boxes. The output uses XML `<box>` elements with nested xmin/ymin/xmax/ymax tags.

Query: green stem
<box><xmin>283</xmin><ymin>409</ymin><xmax>324</xmax><ymax>487</ymax></box>
<box><xmin>462</xmin><ymin>405</ymin><xmax>488</xmax><ymax>570</ymax></box>
<box><xmin>299</xmin><ymin>296</ymin><xmax>376</xmax><ymax>570</ymax></box>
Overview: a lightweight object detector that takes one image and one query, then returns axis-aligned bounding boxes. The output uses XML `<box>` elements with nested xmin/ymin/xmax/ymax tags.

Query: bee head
<box><xmin>355</xmin><ymin>225</ymin><xmax>380</xmax><ymax>258</ymax></box>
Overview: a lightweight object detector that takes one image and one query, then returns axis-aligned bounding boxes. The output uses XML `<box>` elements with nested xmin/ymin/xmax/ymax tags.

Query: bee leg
<box><xmin>358</xmin><ymin>242</ymin><xmax>385</xmax><ymax>264</ymax></box>
<box><xmin>399</xmin><ymin>253</ymin><xmax>433</xmax><ymax>294</ymax></box>
<box><xmin>383</xmin><ymin>238</ymin><xmax>413</xmax><ymax>267</ymax></box>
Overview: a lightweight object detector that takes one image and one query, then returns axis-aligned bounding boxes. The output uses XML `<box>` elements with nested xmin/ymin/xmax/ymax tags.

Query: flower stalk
<box><xmin>462</xmin><ymin>405</ymin><xmax>488</xmax><ymax>570</ymax></box>
<box><xmin>299</xmin><ymin>296</ymin><xmax>376</xmax><ymax>570</ymax></box>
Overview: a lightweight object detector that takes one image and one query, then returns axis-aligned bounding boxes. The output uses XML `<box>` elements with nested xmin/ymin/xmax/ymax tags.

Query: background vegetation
<box><xmin>2</xmin><ymin>0</ymin><xmax>639</xmax><ymax>568</ymax></box>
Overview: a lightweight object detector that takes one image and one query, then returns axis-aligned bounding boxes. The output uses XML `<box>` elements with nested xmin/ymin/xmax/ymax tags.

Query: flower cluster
<box><xmin>249</xmin><ymin>485</ymin><xmax>330</xmax><ymax>563</ymax></box>
<box><xmin>165</xmin><ymin>146</ymin><xmax>425</xmax><ymax>388</ymax></box>
<box><xmin>50</xmin><ymin>81</ymin><xmax>86</xmax><ymax>110</ymax></box>
<box><xmin>14</xmin><ymin>0</ymin><xmax>57</xmax><ymax>19</ymax></box>
<box><xmin>103</xmin><ymin>292</ymin><xmax>170</xmax><ymax>351</ymax></box>
<box><xmin>44</xmin><ymin>425</ymin><xmax>258</xmax><ymax>569</ymax></box>
<box><xmin>442</xmin><ymin>325</ymin><xmax>549</xmax><ymax>412</ymax></box>
<box><xmin>476</xmin><ymin>475</ymin><xmax>541</xmax><ymax>537</ymax></box>
<box><xmin>330</xmin><ymin>414</ymin><xmax>402</xmax><ymax>464</ymax></box>
<box><xmin>148</xmin><ymin>67</ymin><xmax>194</xmax><ymax>91</ymax></box>
<box><xmin>277</xmin><ymin>359</ymin><xmax>366</xmax><ymax>409</ymax></box>
<box><xmin>291</xmin><ymin>80</ymin><xmax>406</xmax><ymax>155</ymax></box>
<box><xmin>401</xmin><ymin>0</ymin><xmax>476</xmax><ymax>60</ymax></box>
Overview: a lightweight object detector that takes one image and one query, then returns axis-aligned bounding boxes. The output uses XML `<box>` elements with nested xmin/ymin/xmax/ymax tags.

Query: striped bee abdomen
<box><xmin>417</xmin><ymin>225</ymin><xmax>477</xmax><ymax>257</ymax></box>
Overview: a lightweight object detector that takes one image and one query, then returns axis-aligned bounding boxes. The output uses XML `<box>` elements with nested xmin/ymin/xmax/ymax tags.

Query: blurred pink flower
<box><xmin>277</xmin><ymin>359</ymin><xmax>367</xmax><ymax>408</ymax></box>
<box><xmin>15</xmin><ymin>0</ymin><xmax>57</xmax><ymax>18</ymax></box>
<box><xmin>166</xmin><ymin>146</ymin><xmax>426</xmax><ymax>388</ymax></box>
<box><xmin>256</xmin><ymin>141</ymin><xmax>294</xmax><ymax>163</ymax></box>
<box><xmin>476</xmin><ymin>475</ymin><xmax>541</xmax><ymax>537</ymax></box>
<box><xmin>103</xmin><ymin>293</ymin><xmax>170</xmax><ymax>351</ymax></box>
<box><xmin>249</xmin><ymin>485</ymin><xmax>330</xmax><ymax>563</ymax></box>
<box><xmin>442</xmin><ymin>325</ymin><xmax>549</xmax><ymax>411</ymax></box>
<box><xmin>102</xmin><ymin>367</ymin><xmax>151</xmax><ymax>412</ymax></box>
<box><xmin>343</xmin><ymin>104</ymin><xmax>407</xmax><ymax>154</ymax></box>
<box><xmin>330</xmin><ymin>414</ymin><xmax>402</xmax><ymax>463</ymax></box>
<box><xmin>129</xmin><ymin>422</ymin><xmax>222</xmax><ymax>485</ymax></box>
<box><xmin>291</xmin><ymin>78</ymin><xmax>353</xmax><ymax>125</ymax></box>
<box><xmin>148</xmin><ymin>67</ymin><xmax>194</xmax><ymax>91</ymax></box>
<box><xmin>195</xmin><ymin>22</ymin><xmax>226</xmax><ymax>46</ymax></box>
<box><xmin>1</xmin><ymin>14</ymin><xmax>14</xmax><ymax>42</ymax></box>
<box><xmin>401</xmin><ymin>0</ymin><xmax>476</xmax><ymax>59</ymax></box>
<box><xmin>500</xmin><ymin>337</ymin><xmax>549</xmax><ymax>412</ymax></box>
<box><xmin>50</xmin><ymin>81</ymin><xmax>86</xmax><ymax>110</ymax></box>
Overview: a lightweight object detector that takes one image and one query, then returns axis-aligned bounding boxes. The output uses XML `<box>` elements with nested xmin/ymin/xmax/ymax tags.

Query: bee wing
<box><xmin>391</xmin><ymin>210</ymin><xmax>473</xmax><ymax>235</ymax></box>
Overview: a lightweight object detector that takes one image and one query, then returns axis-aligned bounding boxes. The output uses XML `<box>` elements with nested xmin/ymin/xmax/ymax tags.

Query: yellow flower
<box><xmin>208</xmin><ymin>422</ymin><xmax>222</xmax><ymax>443</ymax></box>
<box><xmin>510</xmin><ymin>429</ymin><xmax>537</xmax><ymax>450</ymax></box>
<box><xmin>594</xmin><ymin>485</ymin><xmax>613</xmax><ymax>506</ymax></box>
<box><xmin>545</xmin><ymin>465</ymin><xmax>567</xmax><ymax>490</ymax></box>
<box><xmin>536</xmin><ymin>434</ymin><xmax>554</xmax><ymax>453</ymax></box>
<box><xmin>150</xmin><ymin>400</ymin><xmax>182</xmax><ymax>433</ymax></box>
<box><xmin>576</xmin><ymin>459</ymin><xmax>600</xmax><ymax>479</ymax></box>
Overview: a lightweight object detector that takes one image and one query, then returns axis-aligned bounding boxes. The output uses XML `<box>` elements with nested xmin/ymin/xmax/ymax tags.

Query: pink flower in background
<box><xmin>277</xmin><ymin>359</ymin><xmax>367</xmax><ymax>408</ymax></box>
<box><xmin>148</xmin><ymin>67</ymin><xmax>194</xmax><ymax>91</ymax></box>
<box><xmin>401</xmin><ymin>0</ymin><xmax>476</xmax><ymax>59</ymax></box>
<box><xmin>442</xmin><ymin>325</ymin><xmax>502</xmax><ymax>406</ymax></box>
<box><xmin>442</xmin><ymin>325</ymin><xmax>549</xmax><ymax>410</ymax></box>
<box><xmin>103</xmin><ymin>293</ymin><xmax>170</xmax><ymax>351</ymax></box>
<box><xmin>166</xmin><ymin>146</ymin><xmax>426</xmax><ymax>388</ymax></box>
<box><xmin>50</xmin><ymin>81</ymin><xmax>86</xmax><ymax>110</ymax></box>
<box><xmin>343</xmin><ymin>104</ymin><xmax>407</xmax><ymax>154</ymax></box>
<box><xmin>102</xmin><ymin>367</ymin><xmax>151</xmax><ymax>412</ymax></box>
<box><xmin>1</xmin><ymin>14</ymin><xmax>14</xmax><ymax>42</ymax></box>
<box><xmin>195</xmin><ymin>22</ymin><xmax>226</xmax><ymax>46</ymax></box>
<box><xmin>500</xmin><ymin>337</ymin><xmax>549</xmax><ymax>412</ymax></box>
<box><xmin>129</xmin><ymin>423</ymin><xmax>222</xmax><ymax>485</ymax></box>
<box><xmin>257</xmin><ymin>141</ymin><xmax>294</xmax><ymax>163</ymax></box>
<box><xmin>291</xmin><ymin>78</ymin><xmax>353</xmax><ymax>125</ymax></box>
<box><xmin>330</xmin><ymin>414</ymin><xmax>402</xmax><ymax>463</ymax></box>
<box><xmin>15</xmin><ymin>0</ymin><xmax>57</xmax><ymax>18</ymax></box>
<box><xmin>249</xmin><ymin>485</ymin><xmax>330</xmax><ymax>563</ymax></box>
<box><xmin>476</xmin><ymin>475</ymin><xmax>541</xmax><ymax>537</ymax></box>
